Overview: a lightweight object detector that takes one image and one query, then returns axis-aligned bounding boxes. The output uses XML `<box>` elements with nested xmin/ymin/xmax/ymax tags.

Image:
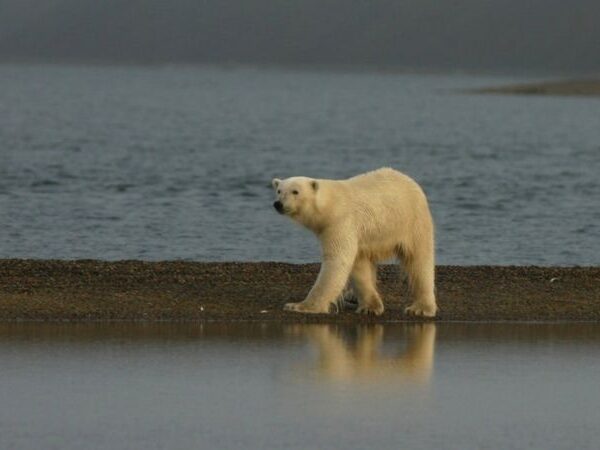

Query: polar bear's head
<box><xmin>272</xmin><ymin>176</ymin><xmax>320</xmax><ymax>225</ymax></box>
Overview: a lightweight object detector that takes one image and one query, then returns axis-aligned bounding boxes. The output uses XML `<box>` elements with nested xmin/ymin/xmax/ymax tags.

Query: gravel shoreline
<box><xmin>472</xmin><ymin>79</ymin><xmax>600</xmax><ymax>96</ymax></box>
<box><xmin>1</xmin><ymin>260</ymin><xmax>598</xmax><ymax>322</ymax></box>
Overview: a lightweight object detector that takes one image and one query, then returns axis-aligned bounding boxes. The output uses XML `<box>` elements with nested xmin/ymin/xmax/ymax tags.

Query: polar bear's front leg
<box><xmin>284</xmin><ymin>235</ymin><xmax>357</xmax><ymax>314</ymax></box>
<box><xmin>351</xmin><ymin>257</ymin><xmax>384</xmax><ymax>316</ymax></box>
<box><xmin>284</xmin><ymin>258</ymin><xmax>355</xmax><ymax>313</ymax></box>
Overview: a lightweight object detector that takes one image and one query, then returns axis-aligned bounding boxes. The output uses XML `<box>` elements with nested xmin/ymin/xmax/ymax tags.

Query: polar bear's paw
<box><xmin>356</xmin><ymin>300</ymin><xmax>384</xmax><ymax>316</ymax></box>
<box><xmin>283</xmin><ymin>301</ymin><xmax>331</xmax><ymax>314</ymax></box>
<box><xmin>404</xmin><ymin>302</ymin><xmax>437</xmax><ymax>318</ymax></box>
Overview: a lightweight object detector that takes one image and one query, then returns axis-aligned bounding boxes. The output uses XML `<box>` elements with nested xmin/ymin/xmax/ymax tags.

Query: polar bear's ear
<box><xmin>311</xmin><ymin>180</ymin><xmax>319</xmax><ymax>191</ymax></box>
<box><xmin>272</xmin><ymin>178</ymin><xmax>282</xmax><ymax>189</ymax></box>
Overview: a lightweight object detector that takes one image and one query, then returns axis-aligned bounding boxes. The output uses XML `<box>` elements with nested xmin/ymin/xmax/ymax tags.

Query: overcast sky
<box><xmin>0</xmin><ymin>0</ymin><xmax>599</xmax><ymax>73</ymax></box>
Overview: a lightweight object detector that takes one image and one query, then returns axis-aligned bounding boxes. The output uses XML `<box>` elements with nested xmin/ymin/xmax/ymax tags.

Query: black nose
<box><xmin>273</xmin><ymin>201</ymin><xmax>284</xmax><ymax>213</ymax></box>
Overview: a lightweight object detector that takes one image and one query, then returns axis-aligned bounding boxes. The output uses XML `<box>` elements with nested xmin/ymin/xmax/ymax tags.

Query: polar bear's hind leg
<box><xmin>399</xmin><ymin>240</ymin><xmax>437</xmax><ymax>318</ymax></box>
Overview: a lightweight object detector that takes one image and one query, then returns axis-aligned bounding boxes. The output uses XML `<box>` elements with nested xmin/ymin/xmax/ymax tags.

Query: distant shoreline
<box><xmin>472</xmin><ymin>79</ymin><xmax>600</xmax><ymax>96</ymax></box>
<box><xmin>1</xmin><ymin>260</ymin><xmax>598</xmax><ymax>322</ymax></box>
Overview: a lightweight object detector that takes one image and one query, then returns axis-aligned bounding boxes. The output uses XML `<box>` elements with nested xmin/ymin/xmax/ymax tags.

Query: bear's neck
<box><xmin>299</xmin><ymin>183</ymin><xmax>343</xmax><ymax>235</ymax></box>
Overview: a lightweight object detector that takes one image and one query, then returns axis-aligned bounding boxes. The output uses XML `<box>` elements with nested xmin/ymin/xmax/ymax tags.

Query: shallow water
<box><xmin>1</xmin><ymin>323</ymin><xmax>599</xmax><ymax>449</ymax></box>
<box><xmin>0</xmin><ymin>64</ymin><xmax>599</xmax><ymax>264</ymax></box>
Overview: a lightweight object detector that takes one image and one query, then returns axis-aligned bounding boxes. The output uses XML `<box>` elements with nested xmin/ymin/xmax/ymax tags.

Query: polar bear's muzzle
<box><xmin>273</xmin><ymin>201</ymin><xmax>285</xmax><ymax>214</ymax></box>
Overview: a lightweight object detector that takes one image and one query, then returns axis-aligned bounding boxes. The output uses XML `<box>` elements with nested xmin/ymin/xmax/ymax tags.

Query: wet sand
<box><xmin>1</xmin><ymin>260</ymin><xmax>598</xmax><ymax>322</ymax></box>
<box><xmin>472</xmin><ymin>79</ymin><xmax>600</xmax><ymax>96</ymax></box>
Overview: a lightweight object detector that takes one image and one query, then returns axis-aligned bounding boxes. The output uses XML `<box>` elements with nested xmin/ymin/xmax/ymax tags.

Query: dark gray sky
<box><xmin>1</xmin><ymin>0</ymin><xmax>599</xmax><ymax>72</ymax></box>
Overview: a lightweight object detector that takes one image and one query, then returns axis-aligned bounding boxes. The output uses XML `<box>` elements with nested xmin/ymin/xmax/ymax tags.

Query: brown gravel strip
<box><xmin>0</xmin><ymin>260</ymin><xmax>598</xmax><ymax>322</ymax></box>
<box><xmin>471</xmin><ymin>79</ymin><xmax>600</xmax><ymax>96</ymax></box>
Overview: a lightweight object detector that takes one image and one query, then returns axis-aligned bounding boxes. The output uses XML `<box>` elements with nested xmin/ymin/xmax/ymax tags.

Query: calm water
<box><xmin>0</xmin><ymin>64</ymin><xmax>599</xmax><ymax>264</ymax></box>
<box><xmin>1</xmin><ymin>323</ymin><xmax>599</xmax><ymax>449</ymax></box>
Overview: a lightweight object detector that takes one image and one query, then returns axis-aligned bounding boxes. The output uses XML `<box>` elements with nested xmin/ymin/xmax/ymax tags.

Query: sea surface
<box><xmin>1</xmin><ymin>323</ymin><xmax>599</xmax><ymax>450</ymax></box>
<box><xmin>0</xmin><ymin>64</ymin><xmax>598</xmax><ymax>264</ymax></box>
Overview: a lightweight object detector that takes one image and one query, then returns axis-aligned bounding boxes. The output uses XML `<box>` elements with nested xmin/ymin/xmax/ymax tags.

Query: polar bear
<box><xmin>272</xmin><ymin>167</ymin><xmax>437</xmax><ymax>317</ymax></box>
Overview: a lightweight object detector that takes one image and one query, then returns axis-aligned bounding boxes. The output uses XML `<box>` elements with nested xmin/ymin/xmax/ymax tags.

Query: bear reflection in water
<box><xmin>287</xmin><ymin>324</ymin><xmax>436</xmax><ymax>384</ymax></box>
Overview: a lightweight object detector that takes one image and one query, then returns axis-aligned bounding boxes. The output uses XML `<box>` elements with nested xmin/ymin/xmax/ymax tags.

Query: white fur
<box><xmin>272</xmin><ymin>167</ymin><xmax>437</xmax><ymax>317</ymax></box>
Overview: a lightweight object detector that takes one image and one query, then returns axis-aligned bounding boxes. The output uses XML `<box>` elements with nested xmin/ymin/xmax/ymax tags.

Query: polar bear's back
<box><xmin>347</xmin><ymin>167</ymin><xmax>419</xmax><ymax>189</ymax></box>
<box><xmin>334</xmin><ymin>168</ymin><xmax>432</xmax><ymax>250</ymax></box>
<box><xmin>343</xmin><ymin>167</ymin><xmax>429</xmax><ymax>212</ymax></box>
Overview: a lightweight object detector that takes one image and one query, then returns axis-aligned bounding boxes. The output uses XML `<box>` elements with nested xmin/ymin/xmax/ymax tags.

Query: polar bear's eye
<box><xmin>292</xmin><ymin>190</ymin><xmax>299</xmax><ymax>195</ymax></box>
<box><xmin>277</xmin><ymin>190</ymin><xmax>281</xmax><ymax>194</ymax></box>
